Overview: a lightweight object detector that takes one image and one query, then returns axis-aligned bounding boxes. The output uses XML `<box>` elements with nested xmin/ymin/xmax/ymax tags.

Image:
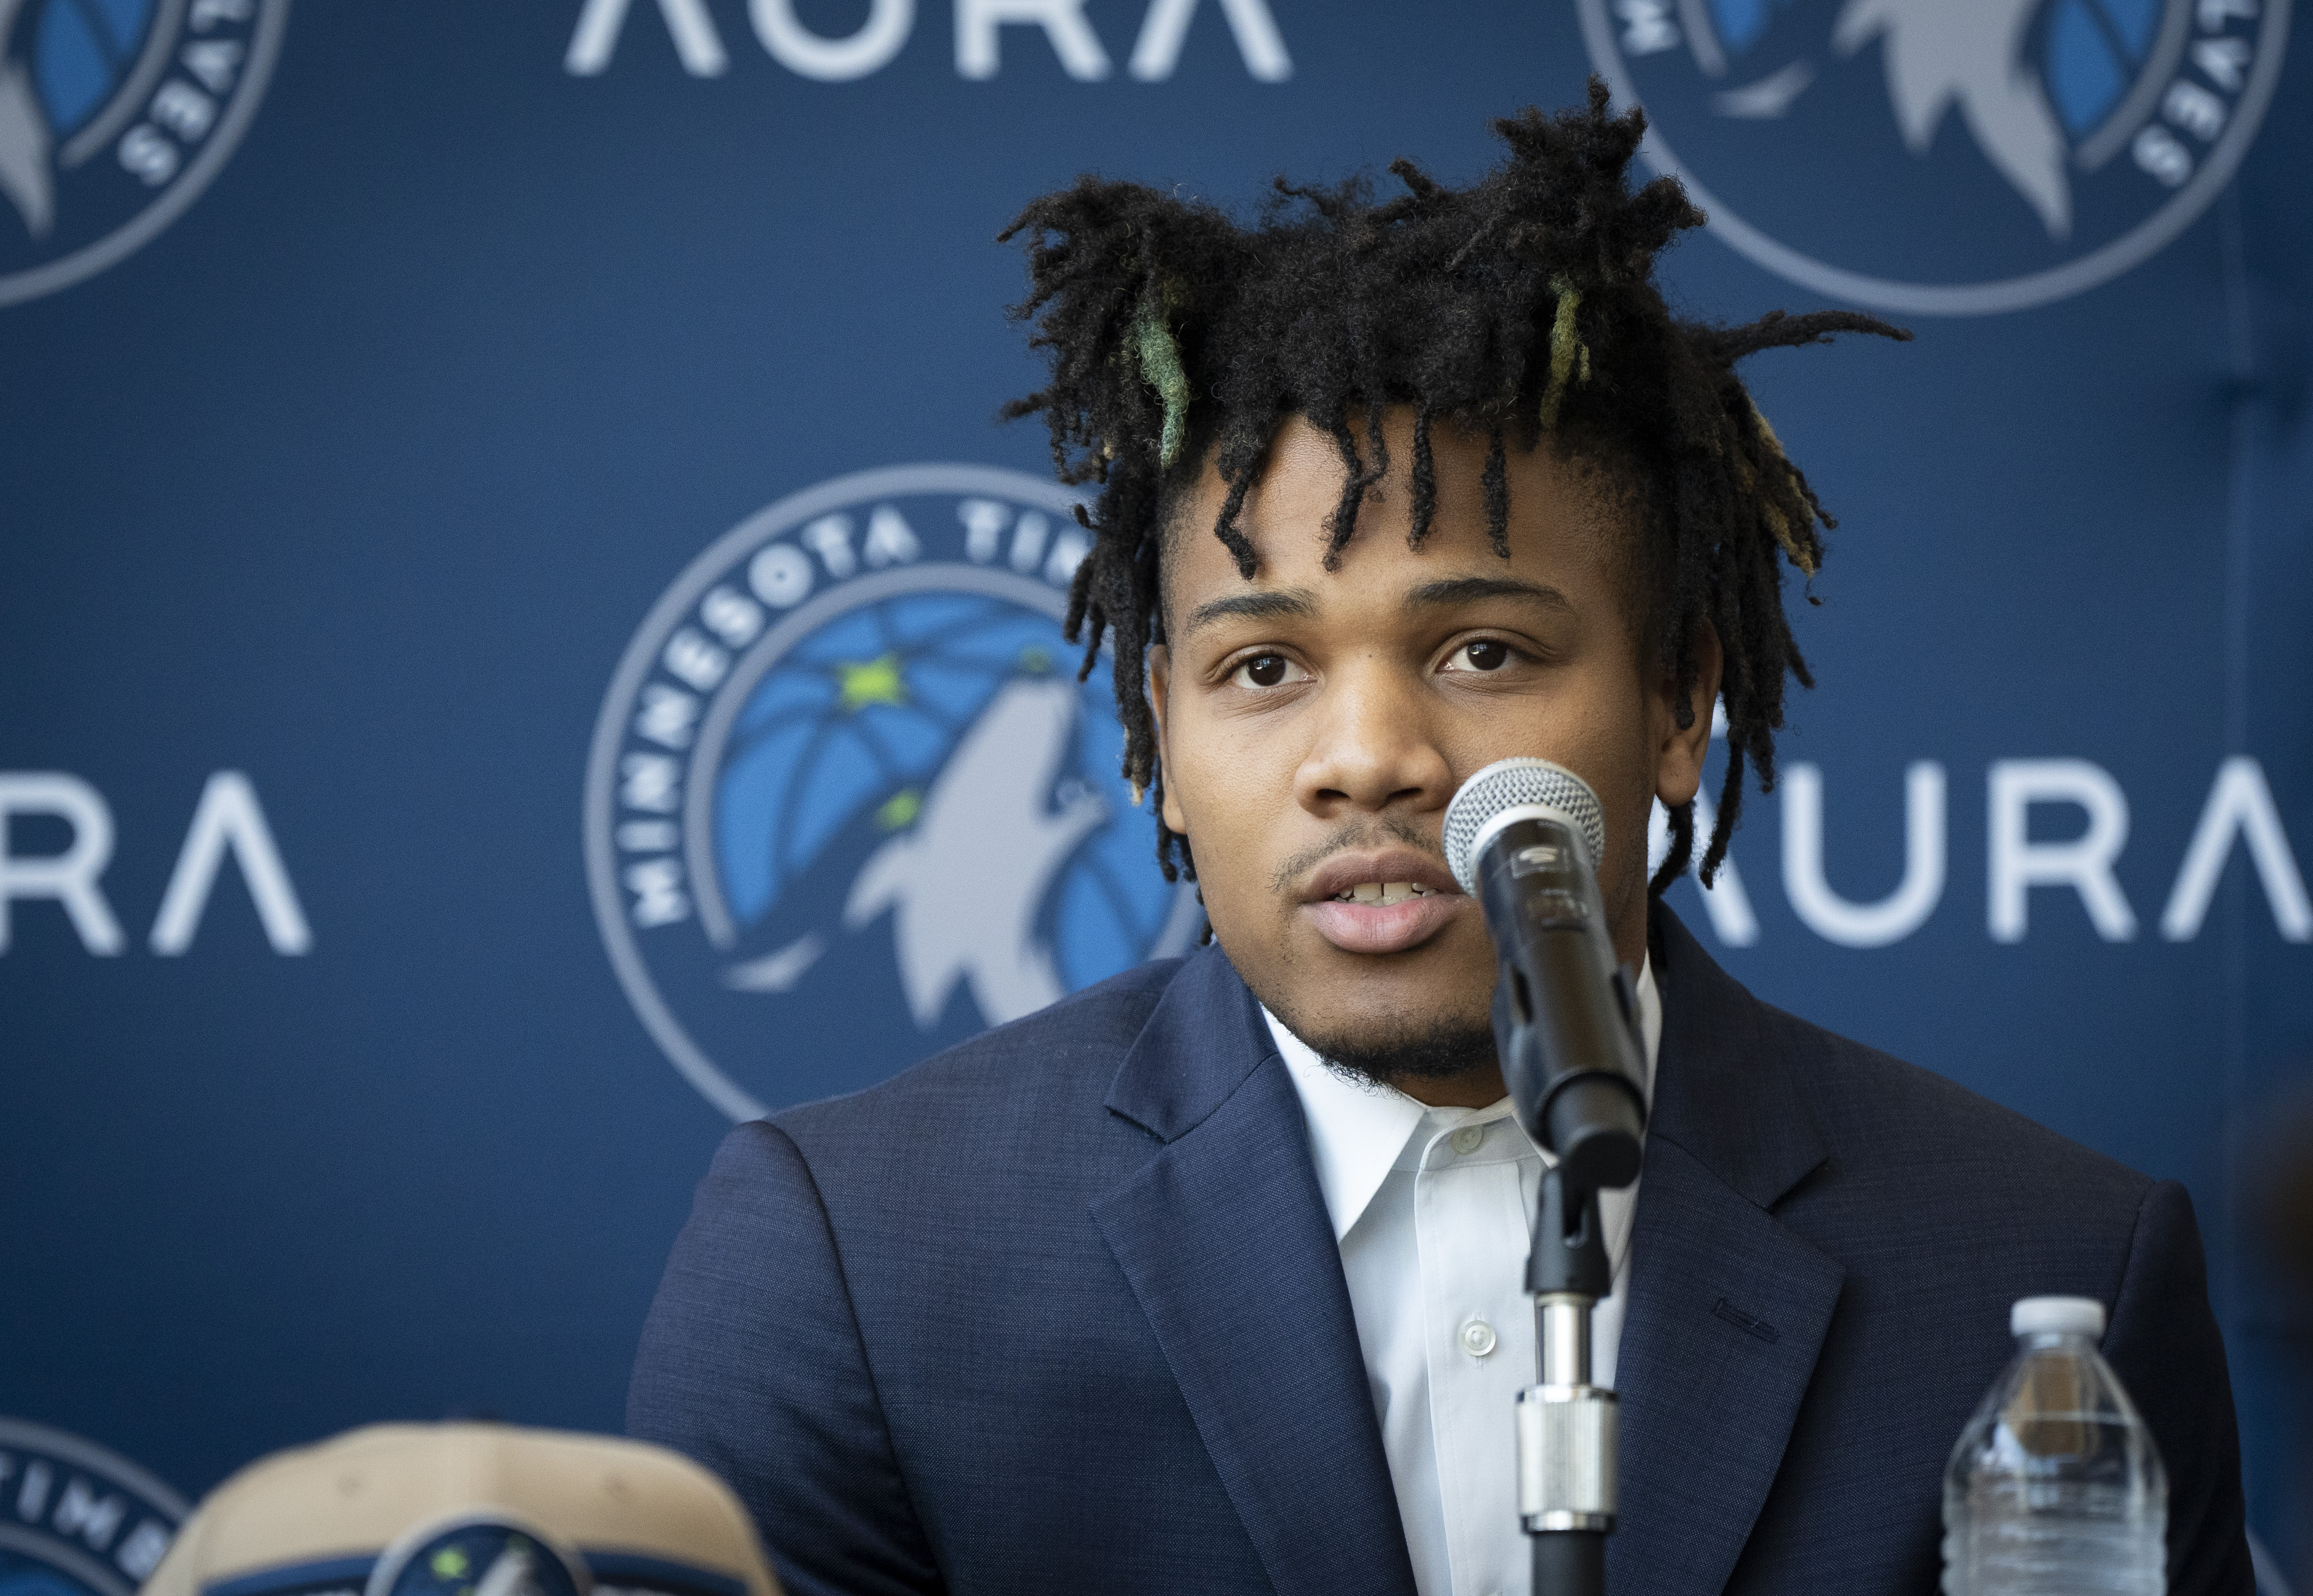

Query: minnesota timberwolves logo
<box><xmin>367</xmin><ymin>1519</ymin><xmax>586</xmax><ymax>1596</ymax></box>
<box><xmin>0</xmin><ymin>0</ymin><xmax>287</xmax><ymax>306</ymax></box>
<box><xmin>1578</xmin><ymin>0</ymin><xmax>2288</xmax><ymax>313</ymax></box>
<box><xmin>586</xmin><ymin>464</ymin><xmax>1201</xmax><ymax>1121</ymax></box>
<box><xmin>0</xmin><ymin>1418</ymin><xmax>185</xmax><ymax>1596</ymax></box>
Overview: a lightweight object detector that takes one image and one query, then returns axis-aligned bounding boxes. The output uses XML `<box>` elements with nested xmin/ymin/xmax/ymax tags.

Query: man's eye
<box><xmin>1444</xmin><ymin>639</ymin><xmax>1515</xmax><ymax>673</ymax></box>
<box><xmin>1232</xmin><ymin>653</ymin><xmax>1306</xmax><ymax>688</ymax></box>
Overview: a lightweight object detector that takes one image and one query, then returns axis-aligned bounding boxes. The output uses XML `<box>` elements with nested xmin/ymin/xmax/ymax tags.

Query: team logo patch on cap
<box><xmin>1576</xmin><ymin>0</ymin><xmax>2288</xmax><ymax>313</ymax></box>
<box><xmin>0</xmin><ymin>1418</ymin><xmax>186</xmax><ymax>1596</ymax></box>
<box><xmin>586</xmin><ymin>464</ymin><xmax>1201</xmax><ymax>1121</ymax></box>
<box><xmin>365</xmin><ymin>1519</ymin><xmax>587</xmax><ymax>1596</ymax></box>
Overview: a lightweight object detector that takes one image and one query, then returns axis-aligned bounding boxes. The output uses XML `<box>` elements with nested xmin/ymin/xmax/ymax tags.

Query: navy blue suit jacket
<box><xmin>629</xmin><ymin>908</ymin><xmax>2251</xmax><ymax>1596</ymax></box>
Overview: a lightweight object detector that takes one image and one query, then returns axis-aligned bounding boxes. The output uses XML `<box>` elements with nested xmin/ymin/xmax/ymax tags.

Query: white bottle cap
<box><xmin>2011</xmin><ymin>1295</ymin><xmax>2106</xmax><ymax>1339</ymax></box>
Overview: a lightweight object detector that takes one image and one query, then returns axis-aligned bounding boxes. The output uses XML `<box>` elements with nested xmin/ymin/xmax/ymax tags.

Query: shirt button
<box><xmin>1450</xmin><ymin>1125</ymin><xmax>1485</xmax><ymax>1155</ymax></box>
<box><xmin>1460</xmin><ymin>1319</ymin><xmax>1497</xmax><ymax>1357</ymax></box>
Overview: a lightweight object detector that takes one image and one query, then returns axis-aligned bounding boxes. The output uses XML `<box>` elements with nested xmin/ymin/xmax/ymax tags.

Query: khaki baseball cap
<box><xmin>141</xmin><ymin>1425</ymin><xmax>778</xmax><ymax>1596</ymax></box>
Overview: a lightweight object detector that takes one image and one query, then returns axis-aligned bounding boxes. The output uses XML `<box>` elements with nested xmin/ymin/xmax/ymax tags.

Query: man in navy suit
<box><xmin>630</xmin><ymin>92</ymin><xmax>2250</xmax><ymax>1595</ymax></box>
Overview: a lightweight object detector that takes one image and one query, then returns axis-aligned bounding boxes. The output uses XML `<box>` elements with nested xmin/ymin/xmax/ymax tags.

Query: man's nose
<box><xmin>1292</xmin><ymin>658</ymin><xmax>1452</xmax><ymax>818</ymax></box>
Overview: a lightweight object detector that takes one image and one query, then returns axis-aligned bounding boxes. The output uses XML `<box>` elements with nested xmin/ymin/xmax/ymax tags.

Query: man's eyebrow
<box><xmin>1403</xmin><ymin>576</ymin><xmax>1574</xmax><ymax>613</ymax></box>
<box><xmin>1181</xmin><ymin>588</ymin><xmax>1318</xmax><ymax>637</ymax></box>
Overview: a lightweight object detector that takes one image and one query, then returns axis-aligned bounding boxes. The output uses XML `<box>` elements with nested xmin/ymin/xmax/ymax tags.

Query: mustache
<box><xmin>1268</xmin><ymin>816</ymin><xmax>1446</xmax><ymax>897</ymax></box>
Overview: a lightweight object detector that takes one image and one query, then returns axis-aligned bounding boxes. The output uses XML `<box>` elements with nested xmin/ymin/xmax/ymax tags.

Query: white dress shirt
<box><xmin>1265</xmin><ymin>959</ymin><xmax>1661</xmax><ymax>1596</ymax></box>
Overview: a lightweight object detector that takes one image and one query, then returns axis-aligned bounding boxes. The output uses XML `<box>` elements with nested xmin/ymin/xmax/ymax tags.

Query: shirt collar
<box><xmin>1268</xmin><ymin>955</ymin><xmax>1661</xmax><ymax>1243</ymax></box>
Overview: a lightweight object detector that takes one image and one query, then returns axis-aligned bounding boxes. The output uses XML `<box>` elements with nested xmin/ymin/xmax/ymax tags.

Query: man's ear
<box><xmin>1653</xmin><ymin>621</ymin><xmax>1724</xmax><ymax>809</ymax></box>
<box><xmin>1147</xmin><ymin>643</ymin><xmax>1189</xmax><ymax>836</ymax></box>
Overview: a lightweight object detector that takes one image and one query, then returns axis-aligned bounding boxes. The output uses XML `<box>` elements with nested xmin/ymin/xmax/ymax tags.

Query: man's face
<box><xmin>1147</xmin><ymin>409</ymin><xmax>1718</xmax><ymax>1103</ymax></box>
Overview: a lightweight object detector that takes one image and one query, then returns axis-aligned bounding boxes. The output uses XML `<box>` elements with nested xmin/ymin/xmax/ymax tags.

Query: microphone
<box><xmin>1443</xmin><ymin>757</ymin><xmax>1647</xmax><ymax>1189</ymax></box>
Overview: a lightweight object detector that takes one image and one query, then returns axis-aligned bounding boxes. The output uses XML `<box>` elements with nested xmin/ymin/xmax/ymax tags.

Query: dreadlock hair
<box><xmin>999</xmin><ymin>79</ymin><xmax>1909</xmax><ymax>895</ymax></box>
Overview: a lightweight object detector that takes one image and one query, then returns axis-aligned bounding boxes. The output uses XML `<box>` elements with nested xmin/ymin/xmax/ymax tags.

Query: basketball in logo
<box><xmin>1576</xmin><ymin>0</ymin><xmax>2288</xmax><ymax>313</ymax></box>
<box><xmin>0</xmin><ymin>0</ymin><xmax>287</xmax><ymax>305</ymax></box>
<box><xmin>585</xmin><ymin>464</ymin><xmax>1201</xmax><ymax>1121</ymax></box>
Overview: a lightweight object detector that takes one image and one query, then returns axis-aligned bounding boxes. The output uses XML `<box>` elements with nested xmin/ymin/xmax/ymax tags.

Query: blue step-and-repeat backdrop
<box><xmin>3</xmin><ymin>0</ymin><xmax>2309</xmax><ymax>1589</ymax></box>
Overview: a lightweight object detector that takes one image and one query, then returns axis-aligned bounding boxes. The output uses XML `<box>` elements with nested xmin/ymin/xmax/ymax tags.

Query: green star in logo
<box><xmin>837</xmin><ymin>652</ymin><xmax>906</xmax><ymax>713</ymax></box>
<box><xmin>877</xmin><ymin>789</ymin><xmax>923</xmax><ymax>830</ymax></box>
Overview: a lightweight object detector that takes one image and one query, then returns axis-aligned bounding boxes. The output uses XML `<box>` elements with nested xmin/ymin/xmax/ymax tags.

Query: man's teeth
<box><xmin>1334</xmin><ymin>882</ymin><xmax>1439</xmax><ymax>905</ymax></box>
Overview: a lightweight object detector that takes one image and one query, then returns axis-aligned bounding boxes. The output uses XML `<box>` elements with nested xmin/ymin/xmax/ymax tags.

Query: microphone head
<box><xmin>1443</xmin><ymin>757</ymin><xmax>1607</xmax><ymax>894</ymax></box>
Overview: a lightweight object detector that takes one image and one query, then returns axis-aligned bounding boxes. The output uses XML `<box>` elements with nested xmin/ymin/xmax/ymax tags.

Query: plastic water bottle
<box><xmin>1941</xmin><ymin>1296</ymin><xmax>2167</xmax><ymax>1595</ymax></box>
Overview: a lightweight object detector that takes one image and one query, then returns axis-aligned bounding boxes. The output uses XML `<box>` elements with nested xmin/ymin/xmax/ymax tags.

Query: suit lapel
<box><xmin>1093</xmin><ymin>948</ymin><xmax>1419</xmax><ymax>1596</ymax></box>
<box><xmin>1607</xmin><ymin>1139</ymin><xmax>1845</xmax><ymax>1594</ymax></box>
<box><xmin>1607</xmin><ymin>910</ymin><xmax>1846</xmax><ymax>1596</ymax></box>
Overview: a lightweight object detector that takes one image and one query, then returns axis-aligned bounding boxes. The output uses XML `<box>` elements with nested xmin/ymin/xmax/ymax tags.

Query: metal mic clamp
<box><xmin>1520</xmin><ymin>1165</ymin><xmax>1617</xmax><ymax>1596</ymax></box>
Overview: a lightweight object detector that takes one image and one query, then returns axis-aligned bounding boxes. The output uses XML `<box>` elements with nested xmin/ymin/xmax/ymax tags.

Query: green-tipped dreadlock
<box><xmin>999</xmin><ymin>79</ymin><xmax>1909</xmax><ymax>893</ymax></box>
<box><xmin>1133</xmin><ymin>303</ymin><xmax>1193</xmax><ymax>469</ymax></box>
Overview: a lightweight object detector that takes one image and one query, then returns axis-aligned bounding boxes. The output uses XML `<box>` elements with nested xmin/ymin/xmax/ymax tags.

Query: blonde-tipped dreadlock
<box><xmin>1000</xmin><ymin>79</ymin><xmax>1909</xmax><ymax>893</ymax></box>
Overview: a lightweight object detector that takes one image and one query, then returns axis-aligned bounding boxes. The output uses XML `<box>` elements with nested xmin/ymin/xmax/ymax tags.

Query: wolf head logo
<box><xmin>1833</xmin><ymin>0</ymin><xmax>2074</xmax><ymax>237</ymax></box>
<box><xmin>841</xmin><ymin>675</ymin><xmax>1107</xmax><ymax>1030</ymax></box>
<box><xmin>1582</xmin><ymin>0</ymin><xmax>2283</xmax><ymax>311</ymax></box>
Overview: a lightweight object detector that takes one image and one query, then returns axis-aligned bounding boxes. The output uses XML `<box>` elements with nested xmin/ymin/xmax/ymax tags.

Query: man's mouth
<box><xmin>1328</xmin><ymin>881</ymin><xmax>1444</xmax><ymax>905</ymax></box>
<box><xmin>1299</xmin><ymin>852</ymin><xmax>1465</xmax><ymax>955</ymax></box>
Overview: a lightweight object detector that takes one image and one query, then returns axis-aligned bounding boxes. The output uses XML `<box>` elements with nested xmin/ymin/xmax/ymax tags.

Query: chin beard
<box><xmin>1268</xmin><ymin>1003</ymin><xmax>1498</xmax><ymax>1092</ymax></box>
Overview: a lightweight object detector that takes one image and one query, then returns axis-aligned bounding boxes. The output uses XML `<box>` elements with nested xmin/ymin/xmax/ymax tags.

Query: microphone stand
<box><xmin>1521</xmin><ymin>1159</ymin><xmax>1617</xmax><ymax>1596</ymax></box>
